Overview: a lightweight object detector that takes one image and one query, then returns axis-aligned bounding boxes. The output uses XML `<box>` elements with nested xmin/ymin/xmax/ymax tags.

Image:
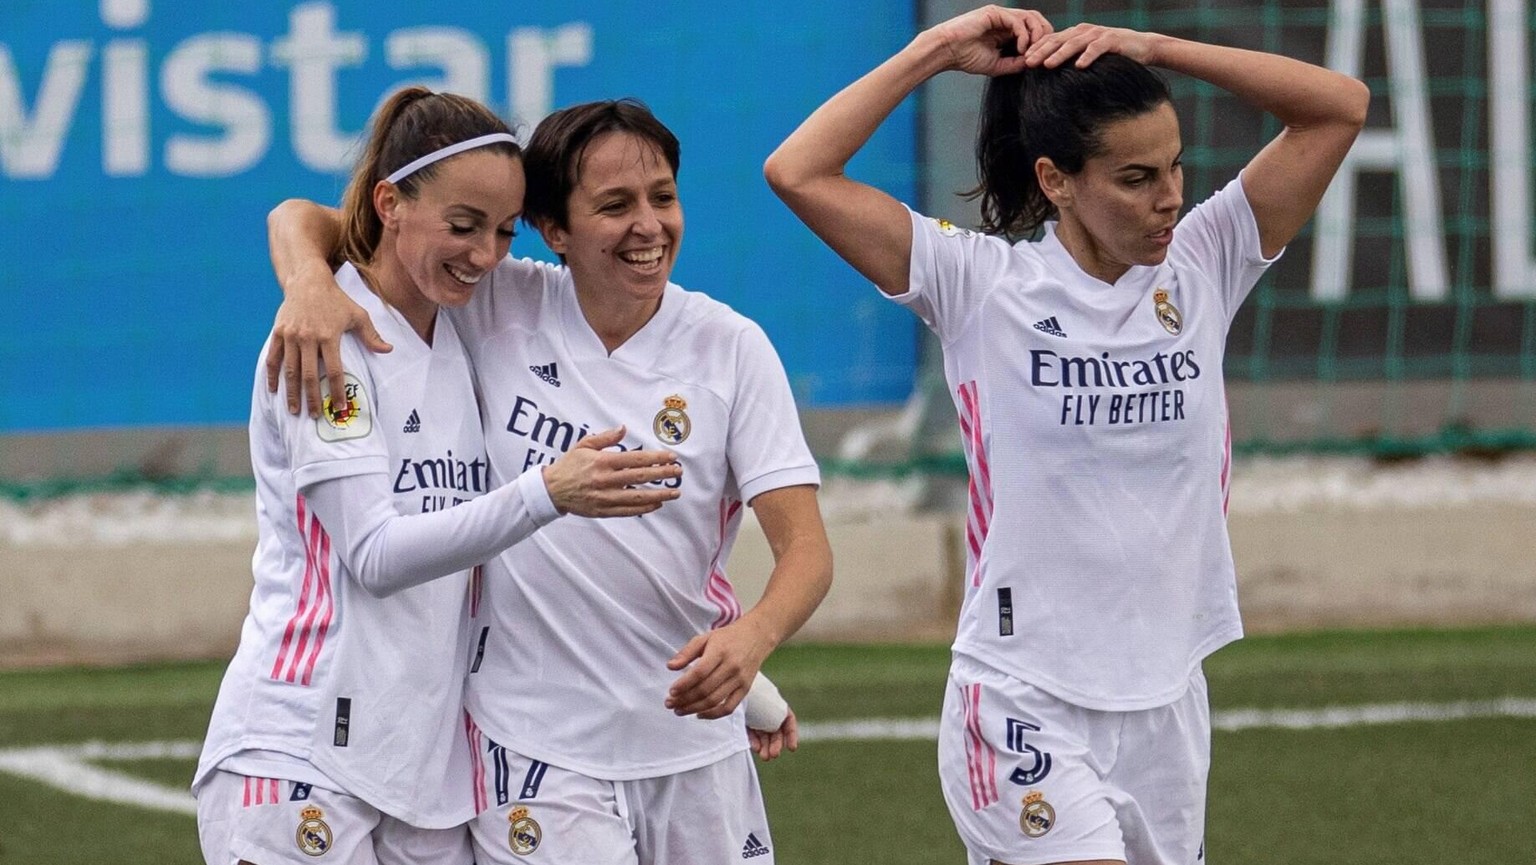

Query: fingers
<box><xmin>666</xmin><ymin>650</ymin><xmax>749</xmax><ymax>718</ymax></box>
<box><xmin>666</xmin><ymin>634</ymin><xmax>708</xmax><ymax>672</ymax></box>
<box><xmin>782</xmin><ymin>709</ymin><xmax>800</xmax><ymax>752</ymax></box>
<box><xmin>319</xmin><ymin>339</ymin><xmax>346</xmax><ymax>422</ymax></box>
<box><xmin>358</xmin><ymin>320</ymin><xmax>393</xmax><ymax>355</ymax></box>
<box><xmin>301</xmin><ymin>341</ymin><xmax>324</xmax><ymax>419</ymax></box>
<box><xmin>676</xmin><ymin>681</ymin><xmax>748</xmax><ymax>720</ymax></box>
<box><xmin>573</xmin><ymin>426</ymin><xmax>626</xmax><ymax>450</ymax></box>
<box><xmin>265</xmin><ymin>334</ymin><xmax>286</xmax><ymax>395</ymax></box>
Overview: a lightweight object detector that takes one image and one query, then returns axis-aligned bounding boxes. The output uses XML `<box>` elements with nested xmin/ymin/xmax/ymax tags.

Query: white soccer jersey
<box><xmin>196</xmin><ymin>265</ymin><xmax>492</xmax><ymax>827</ymax></box>
<box><xmin>900</xmin><ymin>179</ymin><xmax>1277</xmax><ymax>711</ymax></box>
<box><xmin>450</xmin><ymin>258</ymin><xmax>821</xmax><ymax>779</ymax></box>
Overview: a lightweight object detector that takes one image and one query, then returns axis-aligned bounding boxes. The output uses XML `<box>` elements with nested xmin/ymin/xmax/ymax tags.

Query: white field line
<box><xmin>796</xmin><ymin>697</ymin><xmax>1536</xmax><ymax>741</ymax></box>
<box><xmin>3</xmin><ymin>699</ymin><xmax>1534</xmax><ymax>816</ymax></box>
<box><xmin>0</xmin><ymin>739</ymin><xmax>200</xmax><ymax>815</ymax></box>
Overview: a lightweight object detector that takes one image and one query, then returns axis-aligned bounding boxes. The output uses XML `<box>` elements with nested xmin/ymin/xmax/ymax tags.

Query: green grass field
<box><xmin>2</xmin><ymin>626</ymin><xmax>1534</xmax><ymax>863</ymax></box>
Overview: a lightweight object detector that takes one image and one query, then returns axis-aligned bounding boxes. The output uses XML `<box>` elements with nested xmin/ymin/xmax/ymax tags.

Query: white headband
<box><xmin>384</xmin><ymin>132</ymin><xmax>518</xmax><ymax>185</ymax></box>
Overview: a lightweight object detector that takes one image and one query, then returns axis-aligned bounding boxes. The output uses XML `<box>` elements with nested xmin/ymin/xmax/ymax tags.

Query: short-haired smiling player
<box><xmin>767</xmin><ymin>5</ymin><xmax>1366</xmax><ymax>865</ymax></box>
<box><xmin>264</xmin><ymin>98</ymin><xmax>831</xmax><ymax>864</ymax></box>
<box><xmin>194</xmin><ymin>88</ymin><xmax>682</xmax><ymax>865</ymax></box>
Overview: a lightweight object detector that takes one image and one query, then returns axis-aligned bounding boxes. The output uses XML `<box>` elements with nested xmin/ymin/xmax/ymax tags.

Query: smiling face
<box><xmin>1042</xmin><ymin>101</ymin><xmax>1184</xmax><ymax>284</ymax></box>
<box><xmin>379</xmin><ymin>148</ymin><xmax>524</xmax><ymax>317</ymax></box>
<box><xmin>539</xmin><ymin>130</ymin><xmax>683</xmax><ymax>314</ymax></box>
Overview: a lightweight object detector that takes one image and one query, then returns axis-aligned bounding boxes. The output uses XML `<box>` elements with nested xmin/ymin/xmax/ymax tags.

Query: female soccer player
<box><xmin>263</xmin><ymin>98</ymin><xmax>830</xmax><ymax>864</ymax></box>
<box><xmin>765</xmin><ymin>6</ymin><xmax>1367</xmax><ymax>865</ymax></box>
<box><xmin>195</xmin><ymin>89</ymin><xmax>683</xmax><ymax>865</ymax></box>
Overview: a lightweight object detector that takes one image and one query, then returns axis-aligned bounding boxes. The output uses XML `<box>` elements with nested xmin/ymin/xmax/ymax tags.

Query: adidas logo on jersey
<box><xmin>403</xmin><ymin>409</ymin><xmax>421</xmax><ymax>433</ymax></box>
<box><xmin>741</xmin><ymin>833</ymin><xmax>770</xmax><ymax>859</ymax></box>
<box><xmin>529</xmin><ymin>362</ymin><xmax>562</xmax><ymax>387</ymax></box>
<box><xmin>1033</xmin><ymin>316</ymin><xmax>1067</xmax><ymax>338</ymax></box>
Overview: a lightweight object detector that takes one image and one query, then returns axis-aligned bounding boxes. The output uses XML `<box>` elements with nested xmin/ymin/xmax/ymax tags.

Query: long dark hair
<box><xmin>523</xmin><ymin>98</ymin><xmax>680</xmax><ymax>232</ymax></box>
<box><xmin>969</xmin><ymin>54</ymin><xmax>1171</xmax><ymax>238</ymax></box>
<box><xmin>338</xmin><ymin>88</ymin><xmax>520</xmax><ymax>268</ymax></box>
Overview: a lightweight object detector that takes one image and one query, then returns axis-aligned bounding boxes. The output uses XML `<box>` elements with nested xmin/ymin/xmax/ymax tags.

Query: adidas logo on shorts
<box><xmin>1033</xmin><ymin>316</ymin><xmax>1067</xmax><ymax>338</ymax></box>
<box><xmin>741</xmin><ymin>832</ymin><xmax>771</xmax><ymax>858</ymax></box>
<box><xmin>529</xmin><ymin>362</ymin><xmax>561</xmax><ymax>387</ymax></box>
<box><xmin>403</xmin><ymin>409</ymin><xmax>421</xmax><ymax>433</ymax></box>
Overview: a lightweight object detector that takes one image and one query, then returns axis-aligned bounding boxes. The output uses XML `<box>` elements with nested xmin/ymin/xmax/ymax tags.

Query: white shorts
<box><xmin>465</xmin><ymin>743</ymin><xmax>772</xmax><ymax>865</ymax></box>
<box><xmin>938</xmin><ymin>653</ymin><xmax>1210</xmax><ymax>865</ymax></box>
<box><xmin>196</xmin><ymin>770</ymin><xmax>472</xmax><ymax>865</ymax></box>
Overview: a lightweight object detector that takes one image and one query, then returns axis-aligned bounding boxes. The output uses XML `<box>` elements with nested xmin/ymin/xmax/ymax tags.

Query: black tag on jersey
<box><xmin>998</xmin><ymin>588</ymin><xmax>1014</xmax><ymax>636</ymax></box>
<box><xmin>290</xmin><ymin>782</ymin><xmax>313</xmax><ymax>801</ymax></box>
<box><xmin>470</xmin><ymin>626</ymin><xmax>489</xmax><ymax>674</ymax></box>
<box><xmin>334</xmin><ymin>697</ymin><xmax>351</xmax><ymax>747</ymax></box>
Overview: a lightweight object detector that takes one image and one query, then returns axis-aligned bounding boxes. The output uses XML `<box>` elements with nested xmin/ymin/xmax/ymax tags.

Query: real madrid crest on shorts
<box><xmin>316</xmin><ymin>372</ymin><xmax>372</xmax><ymax>442</ymax></box>
<box><xmin>508</xmin><ymin>805</ymin><xmax>542</xmax><ymax>856</ymax></box>
<box><xmin>295</xmin><ymin>805</ymin><xmax>333</xmax><ymax>856</ymax></box>
<box><xmin>653</xmin><ymin>394</ymin><xmax>691</xmax><ymax>445</ymax></box>
<box><xmin>1019</xmin><ymin>791</ymin><xmax>1055</xmax><ymax>839</ymax></box>
<box><xmin>1153</xmin><ymin>288</ymin><xmax>1183</xmax><ymax>336</ymax></box>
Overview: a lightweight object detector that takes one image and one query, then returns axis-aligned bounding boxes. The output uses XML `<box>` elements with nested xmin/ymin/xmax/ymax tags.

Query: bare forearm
<box><xmin>1148</xmin><ymin>35</ymin><xmax>1368</xmax><ymax>130</ymax></box>
<box><xmin>268</xmin><ymin>199</ymin><xmax>345</xmax><ymax>296</ymax></box>
<box><xmin>741</xmin><ymin>541</ymin><xmax>832</xmax><ymax>649</ymax></box>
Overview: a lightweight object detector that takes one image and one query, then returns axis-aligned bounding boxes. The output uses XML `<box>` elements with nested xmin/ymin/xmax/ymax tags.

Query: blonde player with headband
<box><xmin>263</xmin><ymin>97</ymin><xmax>829</xmax><ymax>865</ymax></box>
<box><xmin>767</xmin><ymin>6</ymin><xmax>1366</xmax><ymax>865</ymax></box>
<box><xmin>195</xmin><ymin>88</ymin><xmax>683</xmax><ymax>865</ymax></box>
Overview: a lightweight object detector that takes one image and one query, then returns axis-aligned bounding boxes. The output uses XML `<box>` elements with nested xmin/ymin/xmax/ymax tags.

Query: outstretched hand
<box><xmin>748</xmin><ymin>708</ymin><xmax>799</xmax><ymax>762</ymax></box>
<box><xmin>264</xmin><ymin>277</ymin><xmax>392</xmax><ymax>417</ymax></box>
<box><xmin>928</xmin><ymin>5</ymin><xmax>1053</xmax><ymax>76</ymax></box>
<box><xmin>541</xmin><ymin>427</ymin><xmax>683</xmax><ymax>518</ymax></box>
<box><xmin>1023</xmin><ymin>22</ymin><xmax>1160</xmax><ymax>69</ymax></box>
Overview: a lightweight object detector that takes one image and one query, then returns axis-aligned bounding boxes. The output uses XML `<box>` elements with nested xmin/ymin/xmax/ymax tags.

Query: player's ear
<box><xmin>534</xmin><ymin>216</ymin><xmax>569</xmax><ymax>257</ymax></box>
<box><xmin>1036</xmin><ymin>157</ymin><xmax>1072</xmax><ymax>209</ymax></box>
<box><xmin>373</xmin><ymin>180</ymin><xmax>402</xmax><ymax>229</ymax></box>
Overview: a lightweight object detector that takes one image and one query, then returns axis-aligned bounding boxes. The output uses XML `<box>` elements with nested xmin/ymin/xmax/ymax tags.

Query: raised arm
<box><xmin>764</xmin><ymin>6</ymin><xmax>1050</xmax><ymax>296</ymax></box>
<box><xmin>265</xmin><ymin>199</ymin><xmax>392</xmax><ymax>417</ymax></box>
<box><xmin>1025</xmin><ymin>25</ymin><xmax>1370</xmax><ymax>257</ymax></box>
<box><xmin>664</xmin><ymin>485</ymin><xmax>832</xmax><ymax>719</ymax></box>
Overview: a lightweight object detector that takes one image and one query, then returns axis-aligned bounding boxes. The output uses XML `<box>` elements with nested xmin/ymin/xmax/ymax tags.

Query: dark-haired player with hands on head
<box><xmin>766</xmin><ymin>6</ymin><xmax>1366</xmax><ymax>864</ymax></box>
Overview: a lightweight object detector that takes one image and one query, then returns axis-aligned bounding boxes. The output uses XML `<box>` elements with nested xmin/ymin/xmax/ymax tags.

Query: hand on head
<box><xmin>929</xmin><ymin>5</ymin><xmax>1053</xmax><ymax>76</ymax></box>
<box><xmin>1023</xmin><ymin>22</ymin><xmax>1160</xmax><ymax>69</ymax></box>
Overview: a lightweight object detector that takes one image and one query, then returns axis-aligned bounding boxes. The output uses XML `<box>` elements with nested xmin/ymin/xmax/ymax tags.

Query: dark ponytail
<box><xmin>968</xmin><ymin>53</ymin><xmax>1171</xmax><ymax>238</ymax></box>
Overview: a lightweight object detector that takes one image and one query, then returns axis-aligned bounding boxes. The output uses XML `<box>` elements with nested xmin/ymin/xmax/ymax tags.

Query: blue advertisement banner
<box><xmin>1</xmin><ymin>0</ymin><xmax>918</xmax><ymax>431</ymax></box>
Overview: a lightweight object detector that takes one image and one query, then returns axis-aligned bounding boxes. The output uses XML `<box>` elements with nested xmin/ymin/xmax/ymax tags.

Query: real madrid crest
<box><xmin>295</xmin><ymin>805</ymin><xmax>333</xmax><ymax>857</ymax></box>
<box><xmin>508</xmin><ymin>805</ymin><xmax>543</xmax><ymax>856</ymax></box>
<box><xmin>1153</xmin><ymin>288</ymin><xmax>1183</xmax><ymax>335</ymax></box>
<box><xmin>653</xmin><ymin>394</ymin><xmax>691</xmax><ymax>445</ymax></box>
<box><xmin>1019</xmin><ymin>791</ymin><xmax>1056</xmax><ymax>839</ymax></box>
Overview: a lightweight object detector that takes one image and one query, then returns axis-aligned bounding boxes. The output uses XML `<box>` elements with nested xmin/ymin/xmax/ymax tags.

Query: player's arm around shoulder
<box><xmin>266</xmin><ymin>198</ymin><xmax>392</xmax><ymax>418</ymax></box>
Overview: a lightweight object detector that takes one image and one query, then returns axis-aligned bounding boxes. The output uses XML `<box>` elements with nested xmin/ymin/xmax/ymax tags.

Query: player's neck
<box><xmin>572</xmin><ymin>287</ymin><xmax>662</xmax><ymax>355</ymax></box>
<box><xmin>361</xmin><ymin>253</ymin><xmax>438</xmax><ymax>345</ymax></box>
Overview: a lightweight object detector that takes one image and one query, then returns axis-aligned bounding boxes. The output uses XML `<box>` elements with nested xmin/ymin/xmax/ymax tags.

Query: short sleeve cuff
<box><xmin>293</xmin><ymin>455</ymin><xmax>390</xmax><ymax>493</ymax></box>
<box><xmin>738</xmin><ymin>464</ymin><xmax>822</xmax><ymax>505</ymax></box>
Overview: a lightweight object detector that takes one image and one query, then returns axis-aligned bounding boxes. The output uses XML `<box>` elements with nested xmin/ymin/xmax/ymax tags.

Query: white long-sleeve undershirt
<box><xmin>302</xmin><ymin>466</ymin><xmax>560</xmax><ymax>598</ymax></box>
